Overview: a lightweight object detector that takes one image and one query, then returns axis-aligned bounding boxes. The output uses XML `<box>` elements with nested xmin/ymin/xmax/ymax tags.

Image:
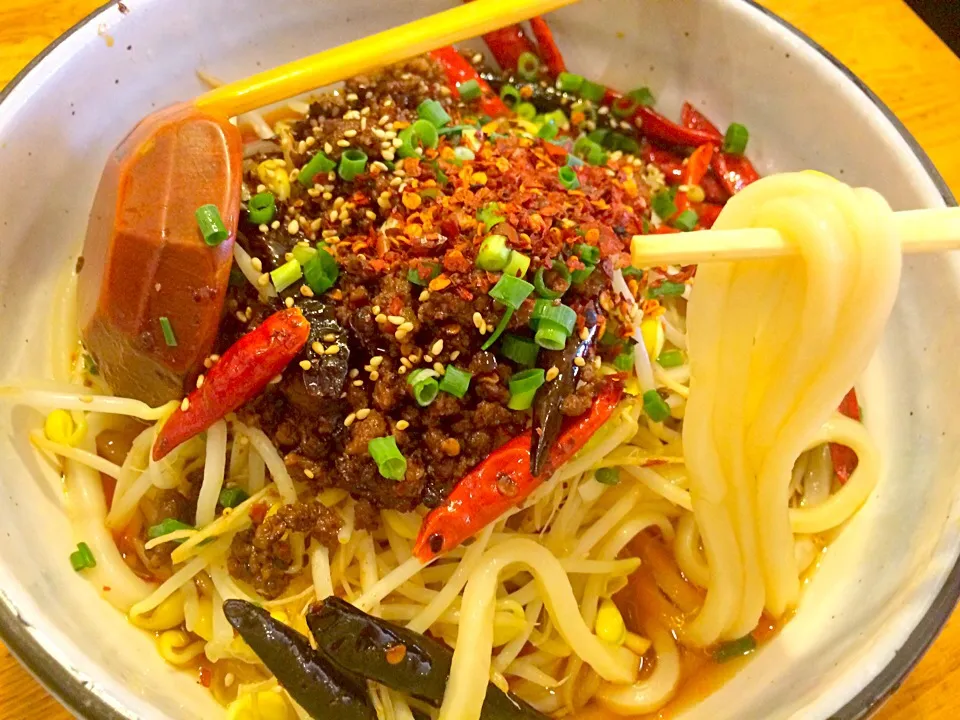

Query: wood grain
<box><xmin>0</xmin><ymin>1</ymin><xmax>959</xmax><ymax>719</ymax></box>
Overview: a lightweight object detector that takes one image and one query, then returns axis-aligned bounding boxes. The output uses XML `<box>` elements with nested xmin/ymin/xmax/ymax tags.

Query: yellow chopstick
<box><xmin>196</xmin><ymin>0</ymin><xmax>578</xmax><ymax>117</ymax></box>
<box><xmin>630</xmin><ymin>207</ymin><xmax>960</xmax><ymax>267</ymax></box>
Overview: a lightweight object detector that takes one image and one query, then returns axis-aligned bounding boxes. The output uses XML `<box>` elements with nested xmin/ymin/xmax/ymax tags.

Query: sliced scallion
<box><xmin>477</xmin><ymin>202</ymin><xmax>506</xmax><ymax>229</ymax></box>
<box><xmin>417</xmin><ymin>99</ymin><xmax>451</xmax><ymax>128</ymax></box>
<box><xmin>298</xmin><ymin>151</ymin><xmax>336</xmax><ymax>187</ymax></box>
<box><xmin>722</xmin><ymin>122</ymin><xmax>749</xmax><ymax>155</ymax></box>
<box><xmin>270</xmin><ymin>258</ymin><xmax>303</xmax><ymax>293</ymax></box>
<box><xmin>627</xmin><ymin>87</ymin><xmax>655</xmax><ymax>107</ymax></box>
<box><xmin>516</xmin><ymin>101</ymin><xmax>537</xmax><ymax>121</ymax></box>
<box><xmin>247</xmin><ymin>192</ymin><xmax>276</xmax><ymax>224</ymax></box>
<box><xmin>407</xmin><ymin>368</ymin><xmax>440</xmax><ymax>407</ymax></box>
<box><xmin>535</xmin><ymin>323</ymin><xmax>569</xmax><ymax>351</ymax></box>
<box><xmin>651</xmin><ymin>188</ymin><xmax>678</xmax><ymax>220</ymax></box>
<box><xmin>291</xmin><ymin>244</ymin><xmax>317</xmax><ymax>266</ymax></box>
<box><xmin>439</xmin><ymin>366</ymin><xmax>472</xmax><ymax>398</ymax></box>
<box><xmin>642</xmin><ymin>389</ymin><xmax>671</xmax><ymax>422</ymax></box>
<box><xmin>595</xmin><ymin>467</ymin><xmax>620</xmax><ymax>485</ymax></box>
<box><xmin>477</xmin><ymin>234</ymin><xmax>512</xmax><ymax>271</ymax></box>
<box><xmin>531</xmin><ymin>300</ymin><xmax>577</xmax><ymax>333</ymax></box>
<box><xmin>571</xmin><ymin>264</ymin><xmax>595</xmax><ymax>286</ymax></box>
<box><xmin>657</xmin><ymin>349</ymin><xmax>685</xmax><ymax>368</ymax></box>
<box><xmin>578</xmin><ymin>79</ymin><xmax>606</xmax><ymax>104</ymax></box>
<box><xmin>517</xmin><ymin>51</ymin><xmax>541</xmax><ymax>81</ymax></box>
<box><xmin>649</xmin><ymin>281</ymin><xmax>686</xmax><ymax>298</ymax></box>
<box><xmin>147</xmin><ymin>518</ymin><xmax>193</xmax><ymax>539</ymax></box>
<box><xmin>69</xmin><ymin>542</ymin><xmax>96</xmax><ymax>572</ymax></box>
<box><xmin>338</xmin><ymin>149</ymin><xmax>369</xmax><ymax>181</ymax></box>
<box><xmin>501</xmin><ymin>334</ymin><xmax>539</xmax><ymax>367</ymax></box>
<box><xmin>303</xmin><ymin>247</ymin><xmax>339</xmax><ymax>295</ymax></box>
<box><xmin>489</xmin><ymin>274</ymin><xmax>534</xmax><ymax>310</ymax></box>
<box><xmin>612</xmin><ymin>95</ymin><xmax>640</xmax><ymax>118</ymax></box>
<box><xmin>503</xmin><ymin>251</ymin><xmax>531</xmax><ymax>278</ymax></box>
<box><xmin>558</xmin><ymin>165</ymin><xmax>580</xmax><ymax>190</ymax></box>
<box><xmin>673</xmin><ymin>209</ymin><xmax>699</xmax><ymax>232</ymax></box>
<box><xmin>218</xmin><ymin>487</ymin><xmax>249</xmax><ymax>509</ymax></box>
<box><xmin>458</xmin><ymin>79</ymin><xmax>481</xmax><ymax>102</ymax></box>
<box><xmin>368</xmin><ymin>436</ymin><xmax>407</xmax><ymax>481</ymax></box>
<box><xmin>159</xmin><ymin>317</ymin><xmax>177</xmax><ymax>347</ymax></box>
<box><xmin>537</xmin><ymin>120</ymin><xmax>559</xmax><ymax>141</ymax></box>
<box><xmin>534</xmin><ymin>260</ymin><xmax>571</xmax><ymax>300</ymax></box>
<box><xmin>195</xmin><ymin>204</ymin><xmax>229</xmax><ymax>246</ymax></box>
<box><xmin>613</xmin><ymin>349</ymin><xmax>634</xmax><ymax>371</ymax></box>
<box><xmin>499</xmin><ymin>84</ymin><xmax>522</xmax><ymax>108</ymax></box>
<box><xmin>575</xmin><ymin>243</ymin><xmax>600</xmax><ymax>265</ymax></box>
<box><xmin>557</xmin><ymin>72</ymin><xmax>585</xmax><ymax>93</ymax></box>
<box><xmin>481</xmin><ymin>308</ymin><xmax>514</xmax><ymax>351</ymax></box>
<box><xmin>507</xmin><ymin>368</ymin><xmax>546</xmax><ymax>410</ymax></box>
<box><xmin>714</xmin><ymin>635</ymin><xmax>757</xmax><ymax>663</ymax></box>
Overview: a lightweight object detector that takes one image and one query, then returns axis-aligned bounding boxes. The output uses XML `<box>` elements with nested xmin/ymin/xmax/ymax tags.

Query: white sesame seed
<box><xmin>399</xmin><ymin>321</ymin><xmax>414</xmax><ymax>333</ymax></box>
<box><xmin>299</xmin><ymin>360</ymin><xmax>312</xmax><ymax>370</ymax></box>
<box><xmin>324</xmin><ymin>142</ymin><xmax>334</xmax><ymax>153</ymax></box>
<box><xmin>433</xmin><ymin>362</ymin><xmax>445</xmax><ymax>375</ymax></box>
<box><xmin>285</xmin><ymin>297</ymin><xmax>295</xmax><ymax>308</ymax></box>
<box><xmin>365</xmin><ymin>210</ymin><xmax>377</xmax><ymax>220</ymax></box>
<box><xmin>346</xmin><ymin>93</ymin><xmax>359</xmax><ymax>102</ymax></box>
<box><xmin>382</xmin><ymin>149</ymin><xmax>396</xmax><ymax>162</ymax></box>
<box><xmin>472</xmin><ymin>312</ymin><xmax>483</xmax><ymax>329</ymax></box>
<box><xmin>312</xmin><ymin>341</ymin><xmax>324</xmax><ymax>354</ymax></box>
<box><xmin>370</xmin><ymin>356</ymin><xmax>383</xmax><ymax>367</ymax></box>
<box><xmin>269</xmin><ymin>374</ymin><xmax>283</xmax><ymax>385</ymax></box>
<box><xmin>337</xmin><ymin>139</ymin><xmax>351</xmax><ymax>148</ymax></box>
<box><xmin>180</xmin><ymin>398</ymin><xmax>190</xmax><ymax>411</ymax></box>
<box><xmin>323</xmin><ymin>333</ymin><xmax>337</xmax><ymax>343</ymax></box>
<box><xmin>371</xmin><ymin>305</ymin><xmax>381</xmax><ymax>315</ymax></box>
<box><xmin>300</xmin><ymin>285</ymin><xmax>315</xmax><ymax>297</ymax></box>
<box><xmin>370</xmin><ymin>370</ymin><xmax>380</xmax><ymax>381</ymax></box>
<box><xmin>349</xmin><ymin>368</ymin><xmax>359</xmax><ymax>378</ymax></box>
<box><xmin>353</xmin><ymin>379</ymin><xmax>364</xmax><ymax>387</ymax></box>
<box><xmin>395</xmin><ymin>329</ymin><xmax>408</xmax><ymax>341</ymax></box>
<box><xmin>419</xmin><ymin>290</ymin><xmax>430</xmax><ymax>302</ymax></box>
<box><xmin>424</xmin><ymin>355</ymin><xmax>433</xmax><ymax>363</ymax></box>
<box><xmin>329</xmin><ymin>209</ymin><xmax>338</xmax><ymax>222</ymax></box>
<box><xmin>304</xmin><ymin>468</ymin><xmax>315</xmax><ymax>479</ymax></box>
<box><xmin>398</xmin><ymin>366</ymin><xmax>407</xmax><ymax>375</ymax></box>
<box><xmin>356</xmin><ymin>408</ymin><xmax>371</xmax><ymax>420</ymax></box>
<box><xmin>322</xmin><ymin>192</ymin><xmax>333</xmax><ymax>201</ymax></box>
<box><xmin>388</xmin><ymin>315</ymin><xmax>405</xmax><ymax>325</ymax></box>
<box><xmin>251</xmin><ymin>257</ymin><xmax>263</xmax><ymax>272</ymax></box>
<box><xmin>257</xmin><ymin>273</ymin><xmax>270</xmax><ymax>287</ymax></box>
<box><xmin>258</xmin><ymin>223</ymin><xmax>268</xmax><ymax>233</ymax></box>
<box><xmin>580</xmin><ymin>326</ymin><xmax>590</xmax><ymax>340</ymax></box>
<box><xmin>196</xmin><ymin>374</ymin><xmax>205</xmax><ymax>389</ymax></box>
<box><xmin>450</xmin><ymin>350</ymin><xmax>460</xmax><ymax>361</ymax></box>
<box><xmin>305</xmin><ymin>136</ymin><xmax>316</xmax><ymax>147</ymax></box>
<box><xmin>430</xmin><ymin>339</ymin><xmax>443</xmax><ymax>356</ymax></box>
<box><xmin>376</xmin><ymin>313</ymin><xmax>388</xmax><ymax>323</ymax></box>
<box><xmin>271</xmin><ymin>220</ymin><xmax>281</xmax><ymax>230</ymax></box>
<box><xmin>400</xmin><ymin>357</ymin><xmax>412</xmax><ymax>368</ymax></box>
<box><xmin>326</xmin><ymin>345</ymin><xmax>340</xmax><ymax>355</ymax></box>
<box><xmin>574</xmin><ymin>357</ymin><xmax>586</xmax><ymax>367</ymax></box>
<box><xmin>546</xmin><ymin>366</ymin><xmax>560</xmax><ymax>381</ymax></box>
<box><xmin>344</xmin><ymin>413</ymin><xmax>357</xmax><ymax>426</ymax></box>
<box><xmin>344</xmin><ymin>129</ymin><xmax>358</xmax><ymax>138</ymax></box>
<box><xmin>396</xmin><ymin>420</ymin><xmax>409</xmax><ymax>431</ymax></box>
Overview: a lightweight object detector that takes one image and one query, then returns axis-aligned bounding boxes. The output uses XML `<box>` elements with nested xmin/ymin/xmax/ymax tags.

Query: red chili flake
<box><xmin>443</xmin><ymin>249</ymin><xmax>472</xmax><ymax>274</ymax></box>
<box><xmin>250</xmin><ymin>502</ymin><xmax>268</xmax><ymax>525</ymax></box>
<box><xmin>198</xmin><ymin>665</ymin><xmax>213</xmax><ymax>687</ymax></box>
<box><xmin>385</xmin><ymin>644</ymin><xmax>408</xmax><ymax>665</ymax></box>
<box><xmin>102</xmin><ymin>586</ymin><xmax>112</xmax><ymax>592</ymax></box>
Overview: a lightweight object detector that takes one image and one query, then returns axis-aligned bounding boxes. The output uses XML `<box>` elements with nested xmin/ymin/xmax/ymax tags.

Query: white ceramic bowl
<box><xmin>0</xmin><ymin>0</ymin><xmax>956</xmax><ymax>718</ymax></box>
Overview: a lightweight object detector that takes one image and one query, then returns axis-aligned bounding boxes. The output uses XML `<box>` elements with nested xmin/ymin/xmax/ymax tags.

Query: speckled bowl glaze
<box><xmin>0</xmin><ymin>1</ymin><xmax>956</xmax><ymax>718</ymax></box>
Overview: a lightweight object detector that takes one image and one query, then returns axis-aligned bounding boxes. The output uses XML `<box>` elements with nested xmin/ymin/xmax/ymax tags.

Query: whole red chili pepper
<box><xmin>529</xmin><ymin>17</ymin><xmax>566</xmax><ymax>76</ymax></box>
<box><xmin>428</xmin><ymin>47</ymin><xmax>509</xmax><ymax>118</ymax></box>
<box><xmin>606</xmin><ymin>89</ymin><xmax>723</xmax><ymax>149</ymax></box>
<box><xmin>413</xmin><ymin>375</ymin><xmax>625</xmax><ymax>562</ymax></box>
<box><xmin>152</xmin><ymin>308</ymin><xmax>311</xmax><ymax>460</ymax></box>
<box><xmin>642</xmin><ymin>144</ymin><xmax>685</xmax><ymax>183</ymax></box>
<box><xmin>830</xmin><ymin>388</ymin><xmax>861</xmax><ymax>484</ymax></box>
<box><xmin>681</xmin><ymin>102</ymin><xmax>760</xmax><ymax>196</ymax></box>
<box><xmin>674</xmin><ymin>143</ymin><xmax>714</xmax><ymax>216</ymax></box>
<box><xmin>696</xmin><ymin>203</ymin><xmax>724</xmax><ymax>229</ymax></box>
<box><xmin>461</xmin><ymin>0</ymin><xmax>538</xmax><ymax>73</ymax></box>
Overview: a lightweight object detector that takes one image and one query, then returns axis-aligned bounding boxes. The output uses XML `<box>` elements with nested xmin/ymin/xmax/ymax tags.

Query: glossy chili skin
<box><xmin>529</xmin><ymin>314</ymin><xmax>598</xmax><ymax>476</ymax></box>
<box><xmin>222</xmin><ymin>599</ymin><xmax>376</xmax><ymax>720</ymax></box>
<box><xmin>429</xmin><ymin>46</ymin><xmax>510</xmax><ymax>117</ymax></box>
<box><xmin>308</xmin><ymin>597</ymin><xmax>547</xmax><ymax>720</ymax></box>
<box><xmin>831</xmin><ymin>388</ymin><xmax>861</xmax><ymax>483</ymax></box>
<box><xmin>529</xmin><ymin>17</ymin><xmax>566</xmax><ymax>76</ymax></box>
<box><xmin>152</xmin><ymin>308</ymin><xmax>310</xmax><ymax>460</ymax></box>
<box><xmin>413</xmin><ymin>375</ymin><xmax>625</xmax><ymax>561</ymax></box>
<box><xmin>681</xmin><ymin>102</ymin><xmax>760</xmax><ymax>196</ymax></box>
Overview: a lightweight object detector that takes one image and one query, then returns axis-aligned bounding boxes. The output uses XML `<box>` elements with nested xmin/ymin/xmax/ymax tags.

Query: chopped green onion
<box><xmin>499</xmin><ymin>84</ymin><xmax>522</xmax><ymax>108</ymax></box>
<box><xmin>407</xmin><ymin>262</ymin><xmax>440</xmax><ymax>286</ymax></box>
<box><xmin>558</xmin><ymin>165</ymin><xmax>580</xmax><ymax>190</ymax></box>
<box><xmin>83</xmin><ymin>354</ymin><xmax>99</xmax><ymax>376</ymax></box>
<box><xmin>612</xmin><ymin>95</ymin><xmax>640</xmax><ymax>118</ymax></box>
<box><xmin>489</xmin><ymin>274</ymin><xmax>534</xmax><ymax>310</ymax></box>
<box><xmin>439</xmin><ymin>366</ymin><xmax>472</xmax><ymax>398</ymax></box>
<box><xmin>270</xmin><ymin>258</ymin><xmax>303</xmax><ymax>293</ymax></box>
<box><xmin>714</xmin><ymin>635</ymin><xmax>757</xmax><ymax>663</ymax></box>
<box><xmin>534</xmin><ymin>260</ymin><xmax>571</xmax><ymax>300</ymax></box>
<box><xmin>501</xmin><ymin>334</ymin><xmax>539</xmax><ymax>367</ymax></box>
<box><xmin>481</xmin><ymin>308</ymin><xmax>514</xmax><ymax>351</ymax></box>
<box><xmin>477</xmin><ymin>234</ymin><xmax>512</xmax><ymax>271</ymax></box>
<box><xmin>657</xmin><ymin>349</ymin><xmax>685</xmax><ymax>368</ymax></box>
<box><xmin>608</xmin><ymin>132</ymin><xmax>641</xmax><ymax>155</ymax></box>
<box><xmin>515</xmin><ymin>102</ymin><xmax>537</xmax><ymax>121</ymax></box>
<box><xmin>338</xmin><ymin>149</ymin><xmax>369</xmax><ymax>181</ymax></box>
<box><xmin>613</xmin><ymin>349</ymin><xmax>634</xmax><ymax>371</ymax></box>
<box><xmin>575</xmin><ymin>243</ymin><xmax>600</xmax><ymax>265</ymax></box>
<box><xmin>578</xmin><ymin>79</ymin><xmax>607</xmax><ymax>104</ymax></box>
<box><xmin>622</xmin><ymin>266</ymin><xmax>644</xmax><ymax>278</ymax></box>
<box><xmin>292</xmin><ymin>244</ymin><xmax>317</xmax><ymax>266</ymax></box>
<box><xmin>544</xmin><ymin>108</ymin><xmax>569</xmax><ymax>130</ymax></box>
<box><xmin>627</xmin><ymin>87</ymin><xmax>655</xmax><ymax>106</ymax></box>
<box><xmin>649</xmin><ymin>281</ymin><xmax>686</xmax><ymax>298</ymax></box>
<box><xmin>557</xmin><ymin>72</ymin><xmax>585</xmax><ymax>93</ymax></box>
<box><xmin>147</xmin><ymin>518</ymin><xmax>193</xmax><ymax>539</ymax></box>
<box><xmin>69</xmin><ymin>542</ymin><xmax>96</xmax><ymax>572</ymax></box>
<box><xmin>503</xmin><ymin>251</ymin><xmax>531</xmax><ymax>278</ymax></box>
<box><xmin>595</xmin><ymin>467</ymin><xmax>620</xmax><ymax>485</ymax></box>
<box><xmin>195</xmin><ymin>204</ymin><xmax>229</xmax><ymax>246</ymax></box>
<box><xmin>417</xmin><ymin>99</ymin><xmax>451</xmax><ymax>128</ymax></box>
<box><xmin>411</xmin><ymin>120</ymin><xmax>439</xmax><ymax>150</ymax></box>
<box><xmin>517</xmin><ymin>51</ymin><xmax>541</xmax><ymax>81</ymax></box>
<box><xmin>159</xmin><ymin>317</ymin><xmax>177</xmax><ymax>347</ymax></box>
<box><xmin>458</xmin><ymin>79</ymin><xmax>482</xmax><ymax>101</ymax></box>
<box><xmin>535</xmin><ymin>323</ymin><xmax>568</xmax><ymax>350</ymax></box>
<box><xmin>397</xmin><ymin>126</ymin><xmax>418</xmax><ymax>159</ymax></box>
<box><xmin>247</xmin><ymin>192</ymin><xmax>276</xmax><ymax>224</ymax></box>
<box><xmin>303</xmin><ymin>247</ymin><xmax>339</xmax><ymax>295</ymax></box>
<box><xmin>507</xmin><ymin>368</ymin><xmax>546</xmax><ymax>410</ymax></box>
<box><xmin>531</xmin><ymin>300</ymin><xmax>577</xmax><ymax>333</ymax></box>
<box><xmin>219</xmin><ymin>486</ymin><xmax>249</xmax><ymax>509</ymax></box>
<box><xmin>574</xmin><ymin>135</ymin><xmax>606</xmax><ymax>166</ymax></box>
<box><xmin>454</xmin><ymin>146</ymin><xmax>475</xmax><ymax>162</ymax></box>
<box><xmin>651</xmin><ymin>188</ymin><xmax>678</xmax><ymax>220</ymax></box>
<box><xmin>673</xmin><ymin>209</ymin><xmax>699</xmax><ymax>232</ymax></box>
<box><xmin>298</xmin><ymin>151</ymin><xmax>336</xmax><ymax>187</ymax></box>
<box><xmin>642</xmin><ymin>389</ymin><xmax>671</xmax><ymax>422</ymax></box>
<box><xmin>368</xmin><ymin>436</ymin><xmax>407</xmax><ymax>481</ymax></box>
<box><xmin>587</xmin><ymin>143</ymin><xmax>607</xmax><ymax>166</ymax></box>
<box><xmin>407</xmin><ymin>368</ymin><xmax>440</xmax><ymax>407</ymax></box>
<box><xmin>588</xmin><ymin>128</ymin><xmax>611</xmax><ymax>146</ymax></box>
<box><xmin>571</xmin><ymin>265</ymin><xmax>595</xmax><ymax>285</ymax></box>
<box><xmin>477</xmin><ymin>202</ymin><xmax>505</xmax><ymax>229</ymax></box>
<box><xmin>537</xmin><ymin>120</ymin><xmax>559</xmax><ymax>140</ymax></box>
<box><xmin>722</xmin><ymin>122</ymin><xmax>749</xmax><ymax>155</ymax></box>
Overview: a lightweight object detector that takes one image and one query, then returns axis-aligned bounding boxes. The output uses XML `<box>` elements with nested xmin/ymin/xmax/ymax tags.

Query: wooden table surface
<box><xmin>2</xmin><ymin>0</ymin><xmax>960</xmax><ymax>718</ymax></box>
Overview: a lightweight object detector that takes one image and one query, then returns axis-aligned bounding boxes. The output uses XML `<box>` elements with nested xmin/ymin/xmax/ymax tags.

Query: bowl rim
<box><xmin>0</xmin><ymin>1</ymin><xmax>956</xmax><ymax>718</ymax></box>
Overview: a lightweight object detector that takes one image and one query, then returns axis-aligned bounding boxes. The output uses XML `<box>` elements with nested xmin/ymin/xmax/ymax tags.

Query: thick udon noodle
<box><xmin>1</xmin><ymin>172</ymin><xmax>898</xmax><ymax>719</ymax></box>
